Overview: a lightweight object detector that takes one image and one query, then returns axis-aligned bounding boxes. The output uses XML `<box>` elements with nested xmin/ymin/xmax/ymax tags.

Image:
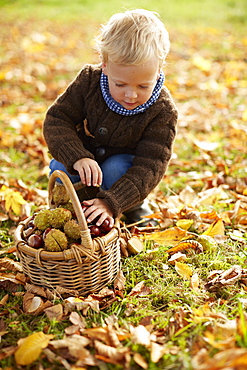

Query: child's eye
<box><xmin>139</xmin><ymin>85</ymin><xmax>149</xmax><ymax>89</ymax></box>
<box><xmin>115</xmin><ymin>83</ymin><xmax>124</xmax><ymax>87</ymax></box>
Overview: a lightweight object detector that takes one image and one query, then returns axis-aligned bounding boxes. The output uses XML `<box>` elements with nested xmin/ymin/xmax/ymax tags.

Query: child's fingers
<box><xmin>91</xmin><ymin>164</ymin><xmax>102</xmax><ymax>187</ymax></box>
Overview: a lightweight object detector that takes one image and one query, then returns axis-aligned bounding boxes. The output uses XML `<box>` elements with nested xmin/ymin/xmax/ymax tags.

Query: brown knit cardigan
<box><xmin>43</xmin><ymin>64</ymin><xmax>178</xmax><ymax>218</ymax></box>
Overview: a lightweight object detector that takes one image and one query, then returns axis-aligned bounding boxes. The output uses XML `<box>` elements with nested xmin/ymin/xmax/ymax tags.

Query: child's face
<box><xmin>102</xmin><ymin>57</ymin><xmax>160</xmax><ymax>110</ymax></box>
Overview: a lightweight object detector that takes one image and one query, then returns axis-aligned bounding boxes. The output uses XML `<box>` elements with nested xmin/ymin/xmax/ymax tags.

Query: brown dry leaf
<box><xmin>129</xmin><ymin>281</ymin><xmax>150</xmax><ymax>297</ymax></box>
<box><xmin>200</xmin><ymin>210</ymin><xmax>220</xmax><ymax>221</ymax></box>
<box><xmin>50</xmin><ymin>334</ymin><xmax>91</xmax><ymax>359</ymax></box>
<box><xmin>168</xmin><ymin>252</ymin><xmax>187</xmax><ymax>265</ymax></box>
<box><xmin>54</xmin><ymin>286</ymin><xmax>79</xmax><ymax>297</ymax></box>
<box><xmin>205</xmin><ymin>265</ymin><xmax>243</xmax><ymax>291</ymax></box>
<box><xmin>90</xmin><ymin>287</ymin><xmax>115</xmax><ymax>300</ymax></box>
<box><xmin>194</xmin><ymin>348</ymin><xmax>247</xmax><ymax>369</ymax></box>
<box><xmin>14</xmin><ymin>331</ymin><xmax>54</xmax><ymax>366</ymax></box>
<box><xmin>83</xmin><ymin>327</ymin><xmax>111</xmax><ymax>345</ymax></box>
<box><xmin>0</xmin><ymin>318</ymin><xmax>8</xmax><ymax>339</ymax></box>
<box><xmin>44</xmin><ymin>303</ymin><xmax>63</xmax><ymax>321</ymax></box>
<box><xmin>25</xmin><ymin>283</ymin><xmax>48</xmax><ymax>298</ymax></box>
<box><xmin>0</xmin><ymin>257</ymin><xmax>23</xmax><ymax>272</ymax></box>
<box><xmin>131</xmin><ymin>325</ymin><xmax>151</xmax><ymax>346</ymax></box>
<box><xmin>213</xmin><ymin>319</ymin><xmax>237</xmax><ymax>340</ymax></box>
<box><xmin>0</xmin><ymin>345</ymin><xmax>16</xmax><ymax>361</ymax></box>
<box><xmin>106</xmin><ymin>324</ymin><xmax>121</xmax><ymax>348</ymax></box>
<box><xmin>64</xmin><ymin>296</ymin><xmax>99</xmax><ymax>314</ymax></box>
<box><xmin>65</xmin><ymin>325</ymin><xmax>81</xmax><ymax>336</ymax></box>
<box><xmin>94</xmin><ymin>340</ymin><xmax>129</xmax><ymax>365</ymax></box>
<box><xmin>83</xmin><ymin>296</ymin><xmax>100</xmax><ymax>314</ymax></box>
<box><xmin>175</xmin><ymin>261</ymin><xmax>193</xmax><ymax>280</ymax></box>
<box><xmin>0</xmin><ymin>294</ymin><xmax>9</xmax><ymax>306</ymax></box>
<box><xmin>190</xmin><ymin>272</ymin><xmax>200</xmax><ymax>292</ymax></box>
<box><xmin>203</xmin><ymin>330</ymin><xmax>236</xmax><ymax>350</ymax></box>
<box><xmin>133</xmin><ymin>352</ymin><xmax>148</xmax><ymax>369</ymax></box>
<box><xmin>0</xmin><ymin>272</ymin><xmax>26</xmax><ymax>292</ymax></box>
<box><xmin>150</xmin><ymin>341</ymin><xmax>169</xmax><ymax>363</ymax></box>
<box><xmin>69</xmin><ymin>311</ymin><xmax>86</xmax><ymax>329</ymax></box>
<box><xmin>145</xmin><ymin>227</ymin><xmax>190</xmax><ymax>246</ymax></box>
<box><xmin>0</xmin><ymin>211</ymin><xmax>9</xmax><ymax>222</ymax></box>
<box><xmin>114</xmin><ymin>269</ymin><xmax>126</xmax><ymax>292</ymax></box>
<box><xmin>166</xmin><ymin>240</ymin><xmax>203</xmax><ymax>254</ymax></box>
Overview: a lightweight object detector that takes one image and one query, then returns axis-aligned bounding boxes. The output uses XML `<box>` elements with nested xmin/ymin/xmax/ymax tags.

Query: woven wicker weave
<box><xmin>15</xmin><ymin>170</ymin><xmax>121</xmax><ymax>295</ymax></box>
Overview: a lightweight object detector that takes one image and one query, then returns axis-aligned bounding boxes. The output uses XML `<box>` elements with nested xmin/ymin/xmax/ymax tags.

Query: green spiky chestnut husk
<box><xmin>52</xmin><ymin>185</ymin><xmax>70</xmax><ymax>205</ymax></box>
<box><xmin>44</xmin><ymin>229</ymin><xmax>68</xmax><ymax>251</ymax></box>
<box><xmin>48</xmin><ymin>208</ymin><xmax>72</xmax><ymax>229</ymax></box>
<box><xmin>64</xmin><ymin>219</ymin><xmax>81</xmax><ymax>239</ymax></box>
<box><xmin>34</xmin><ymin>209</ymin><xmax>52</xmax><ymax>230</ymax></box>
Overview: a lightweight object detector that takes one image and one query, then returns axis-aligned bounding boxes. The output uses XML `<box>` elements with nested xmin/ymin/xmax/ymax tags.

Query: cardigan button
<box><xmin>98</xmin><ymin>127</ymin><xmax>108</xmax><ymax>135</ymax></box>
<box><xmin>96</xmin><ymin>147</ymin><xmax>106</xmax><ymax>156</ymax></box>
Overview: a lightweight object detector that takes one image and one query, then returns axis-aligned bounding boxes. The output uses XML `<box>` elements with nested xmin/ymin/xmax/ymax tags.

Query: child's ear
<box><xmin>102</xmin><ymin>63</ymin><xmax>108</xmax><ymax>75</ymax></box>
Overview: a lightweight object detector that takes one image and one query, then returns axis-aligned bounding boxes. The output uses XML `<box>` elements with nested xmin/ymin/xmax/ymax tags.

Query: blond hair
<box><xmin>95</xmin><ymin>9</ymin><xmax>170</xmax><ymax>68</ymax></box>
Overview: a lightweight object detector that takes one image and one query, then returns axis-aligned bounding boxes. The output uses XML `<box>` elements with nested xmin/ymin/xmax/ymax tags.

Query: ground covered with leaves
<box><xmin>1</xmin><ymin>13</ymin><xmax>247</xmax><ymax>370</ymax></box>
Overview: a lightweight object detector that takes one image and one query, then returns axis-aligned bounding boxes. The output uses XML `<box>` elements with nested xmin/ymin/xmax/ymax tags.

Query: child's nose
<box><xmin>125</xmin><ymin>89</ymin><xmax>137</xmax><ymax>99</ymax></box>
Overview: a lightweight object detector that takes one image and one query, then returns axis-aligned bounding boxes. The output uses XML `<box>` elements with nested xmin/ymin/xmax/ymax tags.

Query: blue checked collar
<box><xmin>100</xmin><ymin>70</ymin><xmax>164</xmax><ymax>116</ymax></box>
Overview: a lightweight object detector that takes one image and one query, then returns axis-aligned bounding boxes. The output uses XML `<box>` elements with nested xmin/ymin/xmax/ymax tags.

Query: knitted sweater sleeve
<box><xmin>43</xmin><ymin>66</ymin><xmax>95</xmax><ymax>174</ymax></box>
<box><xmin>97</xmin><ymin>97</ymin><xmax>178</xmax><ymax>218</ymax></box>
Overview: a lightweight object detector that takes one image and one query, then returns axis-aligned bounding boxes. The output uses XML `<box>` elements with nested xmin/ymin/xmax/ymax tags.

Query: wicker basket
<box><xmin>15</xmin><ymin>170</ymin><xmax>121</xmax><ymax>295</ymax></box>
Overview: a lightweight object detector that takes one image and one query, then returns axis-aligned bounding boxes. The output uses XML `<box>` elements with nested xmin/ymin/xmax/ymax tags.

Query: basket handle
<box><xmin>48</xmin><ymin>170</ymin><xmax>93</xmax><ymax>250</ymax></box>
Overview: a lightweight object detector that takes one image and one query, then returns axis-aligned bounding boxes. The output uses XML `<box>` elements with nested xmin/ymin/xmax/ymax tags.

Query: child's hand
<box><xmin>73</xmin><ymin>158</ymin><xmax>102</xmax><ymax>187</ymax></box>
<box><xmin>82</xmin><ymin>198</ymin><xmax>114</xmax><ymax>227</ymax></box>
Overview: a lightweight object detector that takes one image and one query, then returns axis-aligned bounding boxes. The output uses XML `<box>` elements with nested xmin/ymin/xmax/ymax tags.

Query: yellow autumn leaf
<box><xmin>192</xmin><ymin>55</ymin><xmax>212</xmax><ymax>72</ymax></box>
<box><xmin>176</xmin><ymin>219</ymin><xmax>194</xmax><ymax>230</ymax></box>
<box><xmin>202</xmin><ymin>218</ymin><xmax>225</xmax><ymax>237</ymax></box>
<box><xmin>175</xmin><ymin>261</ymin><xmax>193</xmax><ymax>280</ymax></box>
<box><xmin>145</xmin><ymin>227</ymin><xmax>189</xmax><ymax>246</ymax></box>
<box><xmin>5</xmin><ymin>190</ymin><xmax>26</xmax><ymax>215</ymax></box>
<box><xmin>242</xmin><ymin>109</ymin><xmax>247</xmax><ymax>121</ymax></box>
<box><xmin>15</xmin><ymin>331</ymin><xmax>54</xmax><ymax>365</ymax></box>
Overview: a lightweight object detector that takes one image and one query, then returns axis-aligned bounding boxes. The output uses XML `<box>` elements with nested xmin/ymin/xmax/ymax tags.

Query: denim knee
<box><xmin>49</xmin><ymin>159</ymin><xmax>81</xmax><ymax>184</ymax></box>
<box><xmin>100</xmin><ymin>154</ymin><xmax>134</xmax><ymax>190</ymax></box>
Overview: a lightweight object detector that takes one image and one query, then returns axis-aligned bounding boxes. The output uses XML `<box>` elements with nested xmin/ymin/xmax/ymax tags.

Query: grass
<box><xmin>1</xmin><ymin>0</ymin><xmax>247</xmax><ymax>32</ymax></box>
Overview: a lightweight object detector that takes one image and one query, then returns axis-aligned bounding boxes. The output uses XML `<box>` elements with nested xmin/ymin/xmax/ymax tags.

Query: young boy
<box><xmin>43</xmin><ymin>9</ymin><xmax>178</xmax><ymax>228</ymax></box>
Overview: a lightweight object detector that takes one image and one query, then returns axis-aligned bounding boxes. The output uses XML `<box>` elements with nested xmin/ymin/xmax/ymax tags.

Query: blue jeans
<box><xmin>49</xmin><ymin>154</ymin><xmax>134</xmax><ymax>190</ymax></box>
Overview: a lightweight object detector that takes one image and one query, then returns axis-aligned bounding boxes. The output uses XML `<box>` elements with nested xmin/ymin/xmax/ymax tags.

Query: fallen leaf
<box><xmin>150</xmin><ymin>341</ymin><xmax>169</xmax><ymax>363</ymax></box>
<box><xmin>44</xmin><ymin>303</ymin><xmax>63</xmax><ymax>321</ymax></box>
<box><xmin>0</xmin><ymin>257</ymin><xmax>23</xmax><ymax>272</ymax></box>
<box><xmin>114</xmin><ymin>270</ymin><xmax>126</xmax><ymax>292</ymax></box>
<box><xmin>175</xmin><ymin>261</ymin><xmax>193</xmax><ymax>280</ymax></box>
<box><xmin>202</xmin><ymin>218</ymin><xmax>225</xmax><ymax>237</ymax></box>
<box><xmin>69</xmin><ymin>311</ymin><xmax>86</xmax><ymax>329</ymax></box>
<box><xmin>131</xmin><ymin>325</ymin><xmax>151</xmax><ymax>346</ymax></box>
<box><xmin>94</xmin><ymin>340</ymin><xmax>128</xmax><ymax>364</ymax></box>
<box><xmin>176</xmin><ymin>219</ymin><xmax>194</xmax><ymax>230</ymax></box>
<box><xmin>14</xmin><ymin>331</ymin><xmax>54</xmax><ymax>365</ymax></box>
<box><xmin>3</xmin><ymin>187</ymin><xmax>26</xmax><ymax>215</ymax></box>
<box><xmin>50</xmin><ymin>334</ymin><xmax>91</xmax><ymax>359</ymax></box>
<box><xmin>166</xmin><ymin>240</ymin><xmax>203</xmax><ymax>254</ymax></box>
<box><xmin>133</xmin><ymin>352</ymin><xmax>148</xmax><ymax>369</ymax></box>
<box><xmin>191</xmin><ymin>273</ymin><xmax>200</xmax><ymax>292</ymax></box>
<box><xmin>145</xmin><ymin>227</ymin><xmax>189</xmax><ymax>246</ymax></box>
<box><xmin>129</xmin><ymin>281</ymin><xmax>151</xmax><ymax>297</ymax></box>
